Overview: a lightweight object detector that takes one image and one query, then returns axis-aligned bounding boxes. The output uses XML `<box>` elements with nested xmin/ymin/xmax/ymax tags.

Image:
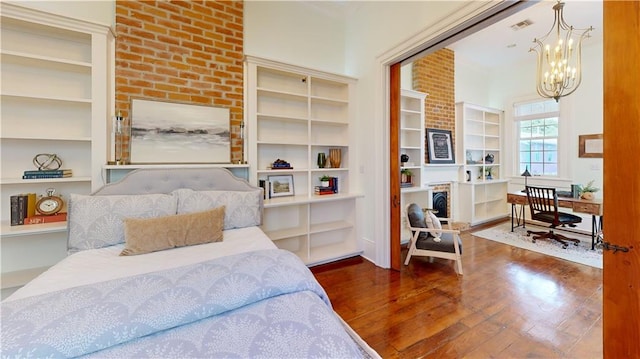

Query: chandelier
<box><xmin>530</xmin><ymin>1</ymin><xmax>593</xmax><ymax>102</ymax></box>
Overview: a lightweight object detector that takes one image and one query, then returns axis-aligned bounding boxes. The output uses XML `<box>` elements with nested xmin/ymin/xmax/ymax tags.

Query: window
<box><xmin>514</xmin><ymin>100</ymin><xmax>559</xmax><ymax>176</ymax></box>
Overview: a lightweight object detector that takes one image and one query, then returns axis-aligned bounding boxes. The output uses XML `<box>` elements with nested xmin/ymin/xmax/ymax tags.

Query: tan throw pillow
<box><xmin>120</xmin><ymin>206</ymin><xmax>225</xmax><ymax>256</ymax></box>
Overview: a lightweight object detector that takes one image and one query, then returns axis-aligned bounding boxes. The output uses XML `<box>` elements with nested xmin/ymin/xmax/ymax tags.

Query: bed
<box><xmin>1</xmin><ymin>168</ymin><xmax>379</xmax><ymax>358</ymax></box>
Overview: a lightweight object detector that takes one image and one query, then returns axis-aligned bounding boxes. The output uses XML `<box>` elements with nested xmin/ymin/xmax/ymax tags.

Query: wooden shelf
<box><xmin>103</xmin><ymin>163</ymin><xmax>249</xmax><ymax>170</ymax></box>
<box><xmin>1</xmin><ymin>220</ymin><xmax>67</xmax><ymax>237</ymax></box>
<box><xmin>1</xmin><ymin>177</ymin><xmax>91</xmax><ymax>185</ymax></box>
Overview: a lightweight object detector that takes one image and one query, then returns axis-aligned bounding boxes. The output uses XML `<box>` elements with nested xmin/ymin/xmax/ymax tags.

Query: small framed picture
<box><xmin>268</xmin><ymin>174</ymin><xmax>295</xmax><ymax>198</ymax></box>
<box><xmin>578</xmin><ymin>133</ymin><xmax>603</xmax><ymax>158</ymax></box>
<box><xmin>426</xmin><ymin>128</ymin><xmax>455</xmax><ymax>164</ymax></box>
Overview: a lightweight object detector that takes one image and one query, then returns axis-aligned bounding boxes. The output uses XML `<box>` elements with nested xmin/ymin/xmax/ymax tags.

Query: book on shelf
<box><xmin>314</xmin><ymin>186</ymin><xmax>334</xmax><ymax>195</ymax></box>
<box><xmin>329</xmin><ymin>176</ymin><xmax>339</xmax><ymax>193</ymax></box>
<box><xmin>258</xmin><ymin>180</ymin><xmax>271</xmax><ymax>199</ymax></box>
<box><xmin>23</xmin><ymin>169</ymin><xmax>73</xmax><ymax>176</ymax></box>
<box><xmin>23</xmin><ymin>173</ymin><xmax>73</xmax><ymax>179</ymax></box>
<box><xmin>10</xmin><ymin>193</ymin><xmax>38</xmax><ymax>225</ymax></box>
<box><xmin>26</xmin><ymin>193</ymin><xmax>36</xmax><ymax>217</ymax></box>
<box><xmin>10</xmin><ymin>195</ymin><xmax>21</xmax><ymax>226</ymax></box>
<box><xmin>18</xmin><ymin>194</ymin><xmax>27</xmax><ymax>225</ymax></box>
<box><xmin>24</xmin><ymin>212</ymin><xmax>67</xmax><ymax>225</ymax></box>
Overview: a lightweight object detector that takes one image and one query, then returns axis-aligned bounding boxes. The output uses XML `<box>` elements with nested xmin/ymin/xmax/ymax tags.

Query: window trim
<box><xmin>513</xmin><ymin>99</ymin><xmax>561</xmax><ymax>178</ymax></box>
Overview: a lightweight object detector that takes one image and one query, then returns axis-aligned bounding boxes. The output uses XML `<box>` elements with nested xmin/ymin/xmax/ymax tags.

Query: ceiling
<box><xmin>447</xmin><ymin>0</ymin><xmax>603</xmax><ymax>69</ymax></box>
<box><xmin>301</xmin><ymin>0</ymin><xmax>602</xmax><ymax>69</ymax></box>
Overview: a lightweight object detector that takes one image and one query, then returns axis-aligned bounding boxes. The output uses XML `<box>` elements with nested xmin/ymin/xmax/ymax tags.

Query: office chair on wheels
<box><xmin>525</xmin><ymin>186</ymin><xmax>582</xmax><ymax>249</ymax></box>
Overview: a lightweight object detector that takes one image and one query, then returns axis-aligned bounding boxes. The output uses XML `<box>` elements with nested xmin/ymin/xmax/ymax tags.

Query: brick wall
<box><xmin>412</xmin><ymin>49</ymin><xmax>455</xmax><ymax>164</ymax></box>
<box><xmin>115</xmin><ymin>0</ymin><xmax>244</xmax><ymax>163</ymax></box>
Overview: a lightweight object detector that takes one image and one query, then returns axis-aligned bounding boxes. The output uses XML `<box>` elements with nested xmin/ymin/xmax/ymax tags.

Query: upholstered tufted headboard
<box><xmin>67</xmin><ymin>168</ymin><xmax>263</xmax><ymax>253</ymax></box>
<box><xmin>94</xmin><ymin>168</ymin><xmax>259</xmax><ymax>195</ymax></box>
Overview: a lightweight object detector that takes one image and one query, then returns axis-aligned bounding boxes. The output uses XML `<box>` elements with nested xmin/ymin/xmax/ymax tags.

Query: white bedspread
<box><xmin>6</xmin><ymin>226</ymin><xmax>276</xmax><ymax>301</ymax></box>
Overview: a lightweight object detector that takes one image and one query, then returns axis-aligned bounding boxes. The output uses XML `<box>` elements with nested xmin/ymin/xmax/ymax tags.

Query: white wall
<box><xmin>244</xmin><ymin>1</ymin><xmax>347</xmax><ymax>74</ymax></box>
<box><xmin>6</xmin><ymin>0</ymin><xmax>114</xmax><ymax>27</ymax></box>
<box><xmin>455</xmin><ymin>58</ymin><xmax>492</xmax><ymax>106</ymax></box>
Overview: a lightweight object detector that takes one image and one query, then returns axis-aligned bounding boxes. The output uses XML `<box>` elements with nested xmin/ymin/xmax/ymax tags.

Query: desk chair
<box><xmin>525</xmin><ymin>186</ymin><xmax>582</xmax><ymax>249</ymax></box>
<box><xmin>404</xmin><ymin>203</ymin><xmax>463</xmax><ymax>275</ymax></box>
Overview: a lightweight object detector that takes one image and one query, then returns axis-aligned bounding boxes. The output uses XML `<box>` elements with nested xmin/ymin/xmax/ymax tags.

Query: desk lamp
<box><xmin>521</xmin><ymin>166</ymin><xmax>531</xmax><ymax>192</ymax></box>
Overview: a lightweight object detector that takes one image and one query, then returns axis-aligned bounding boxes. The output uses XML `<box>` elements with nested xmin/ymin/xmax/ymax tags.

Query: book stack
<box><xmin>22</xmin><ymin>169</ymin><xmax>72</xmax><ymax>179</ymax></box>
<box><xmin>314</xmin><ymin>186</ymin><xmax>334</xmax><ymax>195</ymax></box>
<box><xmin>10</xmin><ymin>193</ymin><xmax>67</xmax><ymax>226</ymax></box>
<box><xmin>10</xmin><ymin>193</ymin><xmax>35</xmax><ymax>226</ymax></box>
<box><xmin>314</xmin><ymin>176</ymin><xmax>339</xmax><ymax>195</ymax></box>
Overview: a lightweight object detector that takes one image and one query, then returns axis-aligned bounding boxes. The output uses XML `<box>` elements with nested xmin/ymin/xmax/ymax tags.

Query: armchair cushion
<box><xmin>416</xmin><ymin>232</ymin><xmax>462</xmax><ymax>254</ymax></box>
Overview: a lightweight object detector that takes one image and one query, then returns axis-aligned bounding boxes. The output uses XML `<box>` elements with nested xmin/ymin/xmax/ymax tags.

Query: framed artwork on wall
<box><xmin>268</xmin><ymin>174</ymin><xmax>295</xmax><ymax>198</ymax></box>
<box><xmin>426</xmin><ymin>128</ymin><xmax>455</xmax><ymax>164</ymax></box>
<box><xmin>578</xmin><ymin>134</ymin><xmax>603</xmax><ymax>158</ymax></box>
<box><xmin>130</xmin><ymin>99</ymin><xmax>230</xmax><ymax>164</ymax></box>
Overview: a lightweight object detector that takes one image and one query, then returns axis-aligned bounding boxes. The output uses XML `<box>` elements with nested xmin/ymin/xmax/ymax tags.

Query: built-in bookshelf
<box><xmin>399</xmin><ymin>89</ymin><xmax>430</xmax><ymax>243</ymax></box>
<box><xmin>455</xmin><ymin>102</ymin><xmax>508</xmax><ymax>225</ymax></box>
<box><xmin>245</xmin><ymin>56</ymin><xmax>362</xmax><ymax>266</ymax></box>
<box><xmin>0</xmin><ymin>3</ymin><xmax>111</xmax><ymax>290</ymax></box>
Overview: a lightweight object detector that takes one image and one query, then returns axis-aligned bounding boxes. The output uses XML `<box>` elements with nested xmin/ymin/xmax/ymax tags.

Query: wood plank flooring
<box><xmin>311</xmin><ymin>221</ymin><xmax>603</xmax><ymax>358</ymax></box>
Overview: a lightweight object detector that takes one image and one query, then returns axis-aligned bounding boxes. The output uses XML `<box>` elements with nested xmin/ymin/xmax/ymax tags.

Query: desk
<box><xmin>507</xmin><ymin>191</ymin><xmax>603</xmax><ymax>250</ymax></box>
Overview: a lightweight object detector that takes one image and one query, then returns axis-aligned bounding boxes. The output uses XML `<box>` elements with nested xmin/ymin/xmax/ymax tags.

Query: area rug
<box><xmin>472</xmin><ymin>222</ymin><xmax>603</xmax><ymax>269</ymax></box>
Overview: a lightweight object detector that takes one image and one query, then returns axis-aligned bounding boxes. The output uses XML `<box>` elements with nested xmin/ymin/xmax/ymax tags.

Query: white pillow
<box><xmin>67</xmin><ymin>193</ymin><xmax>178</xmax><ymax>253</ymax></box>
<box><xmin>425</xmin><ymin>210</ymin><xmax>443</xmax><ymax>241</ymax></box>
<box><xmin>174</xmin><ymin>188</ymin><xmax>261</xmax><ymax>229</ymax></box>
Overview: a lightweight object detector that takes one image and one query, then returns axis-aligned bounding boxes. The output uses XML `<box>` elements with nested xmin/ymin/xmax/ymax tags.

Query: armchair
<box><xmin>525</xmin><ymin>186</ymin><xmax>582</xmax><ymax>249</ymax></box>
<box><xmin>404</xmin><ymin>203</ymin><xmax>463</xmax><ymax>275</ymax></box>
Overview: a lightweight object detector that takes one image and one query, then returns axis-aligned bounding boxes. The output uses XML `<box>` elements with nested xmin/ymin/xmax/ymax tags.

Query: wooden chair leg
<box><xmin>455</xmin><ymin>257</ymin><xmax>463</xmax><ymax>275</ymax></box>
<box><xmin>404</xmin><ymin>246</ymin><xmax>414</xmax><ymax>266</ymax></box>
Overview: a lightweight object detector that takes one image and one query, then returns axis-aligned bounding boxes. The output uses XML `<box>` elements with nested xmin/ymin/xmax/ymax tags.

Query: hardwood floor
<box><xmin>312</xmin><ymin>222</ymin><xmax>603</xmax><ymax>358</ymax></box>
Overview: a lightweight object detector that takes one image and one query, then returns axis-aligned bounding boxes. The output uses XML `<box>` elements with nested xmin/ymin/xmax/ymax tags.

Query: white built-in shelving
<box><xmin>455</xmin><ymin>102</ymin><xmax>508</xmax><ymax>225</ymax></box>
<box><xmin>246</xmin><ymin>56</ymin><xmax>361</xmax><ymax>266</ymax></box>
<box><xmin>399</xmin><ymin>89</ymin><xmax>431</xmax><ymax>243</ymax></box>
<box><xmin>0</xmin><ymin>3</ymin><xmax>112</xmax><ymax>290</ymax></box>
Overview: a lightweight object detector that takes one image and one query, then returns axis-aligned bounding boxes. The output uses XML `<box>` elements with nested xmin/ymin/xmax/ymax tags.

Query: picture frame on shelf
<box><xmin>426</xmin><ymin>128</ymin><xmax>455</xmax><ymax>164</ymax></box>
<box><xmin>130</xmin><ymin>99</ymin><xmax>231</xmax><ymax>164</ymax></box>
<box><xmin>268</xmin><ymin>174</ymin><xmax>295</xmax><ymax>198</ymax></box>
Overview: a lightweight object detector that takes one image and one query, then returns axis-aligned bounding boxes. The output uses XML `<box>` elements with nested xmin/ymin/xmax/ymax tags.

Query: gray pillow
<box><xmin>174</xmin><ymin>188</ymin><xmax>262</xmax><ymax>229</ymax></box>
<box><xmin>67</xmin><ymin>193</ymin><xmax>178</xmax><ymax>253</ymax></box>
<box><xmin>407</xmin><ymin>203</ymin><xmax>427</xmax><ymax>229</ymax></box>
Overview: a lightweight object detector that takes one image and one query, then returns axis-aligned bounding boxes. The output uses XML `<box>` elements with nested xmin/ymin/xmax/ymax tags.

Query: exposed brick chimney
<box><xmin>115</xmin><ymin>0</ymin><xmax>244</xmax><ymax>162</ymax></box>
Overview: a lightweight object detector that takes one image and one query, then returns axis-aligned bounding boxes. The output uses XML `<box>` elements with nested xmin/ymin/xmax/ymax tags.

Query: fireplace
<box><xmin>432</xmin><ymin>191</ymin><xmax>448</xmax><ymax>219</ymax></box>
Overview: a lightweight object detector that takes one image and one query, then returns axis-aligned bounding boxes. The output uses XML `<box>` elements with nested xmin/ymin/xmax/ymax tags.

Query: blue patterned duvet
<box><xmin>1</xmin><ymin>249</ymin><xmax>363</xmax><ymax>358</ymax></box>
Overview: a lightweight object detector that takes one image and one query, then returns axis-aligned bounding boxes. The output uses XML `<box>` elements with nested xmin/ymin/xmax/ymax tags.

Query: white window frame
<box><xmin>513</xmin><ymin>98</ymin><xmax>567</xmax><ymax>179</ymax></box>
